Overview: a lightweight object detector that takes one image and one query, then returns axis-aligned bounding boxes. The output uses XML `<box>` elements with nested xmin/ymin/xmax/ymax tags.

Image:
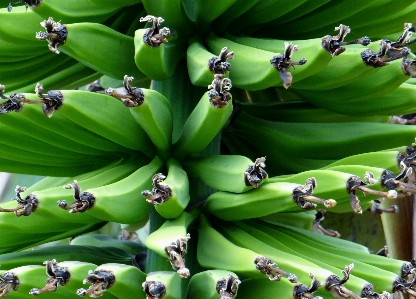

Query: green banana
<box><xmin>183</xmin><ymin>155</ymin><xmax>268</xmax><ymax>193</ymax></box>
<box><xmin>185</xmin><ymin>270</ymin><xmax>240</xmax><ymax>299</ymax></box>
<box><xmin>172</xmin><ymin>87</ymin><xmax>233</xmax><ymax>161</ymax></box>
<box><xmin>236</xmin><ymin>277</ymin><xmax>294</xmax><ymax>299</ymax></box>
<box><xmin>36</xmin><ymin>18</ymin><xmax>148</xmax><ymax>82</ymax></box>
<box><xmin>260</xmin><ymin>210</ymin><xmax>316</xmax><ymax>230</ymax></box>
<box><xmin>134</xmin><ymin>26</ymin><xmax>186</xmax><ymax>81</ymax></box>
<box><xmin>77</xmin><ymin>263</ymin><xmax>146</xmax><ymax>299</ymax></box>
<box><xmin>145</xmin><ymin>210</ymin><xmax>199</xmax><ymax>277</ymax></box>
<box><xmin>142</xmin><ymin>158</ymin><xmax>190</xmax><ymax>219</ymax></box>
<box><xmin>88</xmin><ymin>0</ymin><xmax>142</xmax><ymax>8</ymax></box>
<box><xmin>143</xmin><ymin>271</ymin><xmax>185</xmax><ymax>299</ymax></box>
<box><xmin>106</xmin><ymin>76</ymin><xmax>173</xmax><ymax>159</ymax></box>
<box><xmin>58</xmin><ymin>155</ymin><xmax>163</xmax><ymax>224</ymax></box>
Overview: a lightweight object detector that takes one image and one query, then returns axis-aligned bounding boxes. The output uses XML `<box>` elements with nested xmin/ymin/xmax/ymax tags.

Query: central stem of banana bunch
<box><xmin>146</xmin><ymin>59</ymin><xmax>219</xmax><ymax>274</ymax></box>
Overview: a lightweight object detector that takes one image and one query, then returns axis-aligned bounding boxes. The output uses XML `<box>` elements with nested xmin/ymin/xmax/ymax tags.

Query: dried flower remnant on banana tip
<box><xmin>140</xmin><ymin>15</ymin><xmax>171</xmax><ymax>48</ymax></box>
<box><xmin>106</xmin><ymin>75</ymin><xmax>144</xmax><ymax>107</ymax></box>
<box><xmin>325</xmin><ymin>264</ymin><xmax>363</xmax><ymax>299</ymax></box>
<box><xmin>322</xmin><ymin>24</ymin><xmax>371</xmax><ymax>57</ymax></box>
<box><xmin>312</xmin><ymin>210</ymin><xmax>341</xmax><ymax>238</ymax></box>
<box><xmin>143</xmin><ymin>281</ymin><xmax>166</xmax><ymax>299</ymax></box>
<box><xmin>34</xmin><ymin>83</ymin><xmax>64</xmax><ymax>117</ymax></box>
<box><xmin>346</xmin><ymin>171</ymin><xmax>397</xmax><ymax>214</ymax></box>
<box><xmin>367</xmin><ymin>198</ymin><xmax>399</xmax><ymax>214</ymax></box>
<box><xmin>208</xmin><ymin>74</ymin><xmax>232</xmax><ymax>108</ymax></box>
<box><xmin>36</xmin><ymin>17</ymin><xmax>68</xmax><ymax>54</ymax></box>
<box><xmin>381</xmin><ymin>166</ymin><xmax>416</xmax><ymax>195</ymax></box>
<box><xmin>254</xmin><ymin>256</ymin><xmax>297</xmax><ymax>282</ymax></box>
<box><xmin>57</xmin><ymin>180</ymin><xmax>95</xmax><ymax>213</ymax></box>
<box><xmin>270</xmin><ymin>42</ymin><xmax>307</xmax><ymax>89</ymax></box>
<box><xmin>29</xmin><ymin>259</ymin><xmax>71</xmax><ymax>296</ymax></box>
<box><xmin>164</xmin><ymin>234</ymin><xmax>191</xmax><ymax>278</ymax></box>
<box><xmin>142</xmin><ymin>173</ymin><xmax>172</xmax><ymax>205</ymax></box>
<box><xmin>0</xmin><ymin>185</ymin><xmax>38</xmax><ymax>216</ymax></box>
<box><xmin>293</xmin><ymin>273</ymin><xmax>323</xmax><ymax>299</ymax></box>
<box><xmin>292</xmin><ymin>177</ymin><xmax>337</xmax><ymax>210</ymax></box>
<box><xmin>0</xmin><ymin>84</ymin><xmax>48</xmax><ymax>114</ymax></box>
<box><xmin>208</xmin><ymin>47</ymin><xmax>234</xmax><ymax>75</ymax></box>
<box><xmin>361</xmin><ymin>283</ymin><xmax>391</xmax><ymax>299</ymax></box>
<box><xmin>216</xmin><ymin>273</ymin><xmax>241</xmax><ymax>299</ymax></box>
<box><xmin>0</xmin><ymin>272</ymin><xmax>19</xmax><ymax>297</ymax></box>
<box><xmin>6</xmin><ymin>0</ymin><xmax>41</xmax><ymax>11</ymax></box>
<box><xmin>244</xmin><ymin>157</ymin><xmax>268</xmax><ymax>188</ymax></box>
<box><xmin>77</xmin><ymin>269</ymin><xmax>115</xmax><ymax>297</ymax></box>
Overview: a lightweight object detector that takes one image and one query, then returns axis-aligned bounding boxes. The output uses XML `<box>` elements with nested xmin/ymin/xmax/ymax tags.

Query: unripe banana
<box><xmin>143</xmin><ymin>271</ymin><xmax>185</xmax><ymax>299</ymax></box>
<box><xmin>145</xmin><ymin>210</ymin><xmax>199</xmax><ymax>277</ymax></box>
<box><xmin>183</xmin><ymin>155</ymin><xmax>268</xmax><ymax>193</ymax></box>
<box><xmin>36</xmin><ymin>18</ymin><xmax>147</xmax><ymax>82</ymax></box>
<box><xmin>134</xmin><ymin>26</ymin><xmax>186</xmax><ymax>81</ymax></box>
<box><xmin>236</xmin><ymin>277</ymin><xmax>294</xmax><ymax>299</ymax></box>
<box><xmin>106</xmin><ymin>76</ymin><xmax>173</xmax><ymax>159</ymax></box>
<box><xmin>260</xmin><ymin>210</ymin><xmax>316</xmax><ymax>230</ymax></box>
<box><xmin>172</xmin><ymin>85</ymin><xmax>233</xmax><ymax>161</ymax></box>
<box><xmin>186</xmin><ymin>270</ymin><xmax>240</xmax><ymax>299</ymax></box>
<box><xmin>58</xmin><ymin>156</ymin><xmax>164</xmax><ymax>224</ymax></box>
<box><xmin>77</xmin><ymin>263</ymin><xmax>147</xmax><ymax>299</ymax></box>
<box><xmin>142</xmin><ymin>158</ymin><xmax>190</xmax><ymax>219</ymax></box>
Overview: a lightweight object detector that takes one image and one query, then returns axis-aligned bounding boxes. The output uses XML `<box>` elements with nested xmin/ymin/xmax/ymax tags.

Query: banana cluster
<box><xmin>1</xmin><ymin>0</ymin><xmax>416</xmax><ymax>298</ymax></box>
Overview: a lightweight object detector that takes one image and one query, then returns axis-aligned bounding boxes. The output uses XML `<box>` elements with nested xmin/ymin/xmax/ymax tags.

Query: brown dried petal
<box><xmin>36</xmin><ymin>17</ymin><xmax>68</xmax><ymax>54</ymax></box>
<box><xmin>58</xmin><ymin>181</ymin><xmax>95</xmax><ymax>213</ymax></box>
<box><xmin>77</xmin><ymin>269</ymin><xmax>115</xmax><ymax>298</ymax></box>
<box><xmin>216</xmin><ymin>274</ymin><xmax>240</xmax><ymax>299</ymax></box>
<box><xmin>143</xmin><ymin>281</ymin><xmax>166</xmax><ymax>299</ymax></box>
<box><xmin>244</xmin><ymin>157</ymin><xmax>268</xmax><ymax>188</ymax></box>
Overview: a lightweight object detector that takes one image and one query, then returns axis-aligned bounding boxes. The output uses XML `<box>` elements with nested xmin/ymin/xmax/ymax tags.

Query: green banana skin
<box><xmin>183</xmin><ymin>154</ymin><xmax>265</xmax><ymax>193</ymax></box>
<box><xmin>198</xmin><ymin>214</ymin><xmax>333</xmax><ymax>283</ymax></box>
<box><xmin>52</xmin><ymin>22</ymin><xmax>148</xmax><ymax>82</ymax></box>
<box><xmin>185</xmin><ymin>269</ymin><xmax>239</xmax><ymax>299</ymax></box>
<box><xmin>128</xmin><ymin>88</ymin><xmax>173</xmax><ymax>160</ymax></box>
<box><xmin>236</xmin><ymin>278</ymin><xmax>294</xmax><ymax>299</ymax></box>
<box><xmin>144</xmin><ymin>271</ymin><xmax>185</xmax><ymax>299</ymax></box>
<box><xmin>0</xmin><ymin>245</ymin><xmax>136</xmax><ymax>271</ymax></box>
<box><xmin>78</xmin><ymin>155</ymin><xmax>164</xmax><ymax>223</ymax></box>
<box><xmin>134</xmin><ymin>28</ymin><xmax>187</xmax><ymax>81</ymax></box>
<box><xmin>230</xmin><ymin>112</ymin><xmax>416</xmax><ymax>162</ymax></box>
<box><xmin>82</xmin><ymin>263</ymin><xmax>147</xmax><ymax>299</ymax></box>
<box><xmin>186</xmin><ymin>35</ymin><xmax>216</xmax><ymax>87</ymax></box>
<box><xmin>89</xmin><ymin>0</ymin><xmax>142</xmax><ymax>8</ymax></box>
<box><xmin>203</xmin><ymin>181</ymin><xmax>304</xmax><ymax>221</ymax></box>
<box><xmin>273</xmin><ymin>222</ymin><xmax>405</xmax><ymax>275</ymax></box>
<box><xmin>153</xmin><ymin>158</ymin><xmax>191</xmax><ymax>219</ymax></box>
<box><xmin>233</xmin><ymin>219</ymin><xmax>399</xmax><ymax>293</ymax></box>
<box><xmin>172</xmin><ymin>91</ymin><xmax>233</xmax><ymax>160</ymax></box>
<box><xmin>260</xmin><ymin>210</ymin><xmax>316</xmax><ymax>230</ymax></box>
<box><xmin>145</xmin><ymin>210</ymin><xmax>200</xmax><ymax>257</ymax></box>
<box><xmin>223</xmin><ymin>32</ymin><xmax>332</xmax><ymax>84</ymax></box>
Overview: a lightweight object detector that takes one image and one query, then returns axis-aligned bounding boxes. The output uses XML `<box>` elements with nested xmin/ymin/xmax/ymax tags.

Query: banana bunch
<box><xmin>3</xmin><ymin>0</ymin><xmax>416</xmax><ymax>299</ymax></box>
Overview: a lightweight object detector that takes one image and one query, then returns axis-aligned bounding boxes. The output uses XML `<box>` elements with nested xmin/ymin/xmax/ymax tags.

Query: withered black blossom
<box><xmin>381</xmin><ymin>167</ymin><xmax>416</xmax><ymax>195</ymax></box>
<box><xmin>216</xmin><ymin>273</ymin><xmax>240</xmax><ymax>299</ymax></box>
<box><xmin>36</xmin><ymin>17</ymin><xmax>68</xmax><ymax>54</ymax></box>
<box><xmin>140</xmin><ymin>15</ymin><xmax>171</xmax><ymax>48</ymax></box>
<box><xmin>0</xmin><ymin>272</ymin><xmax>19</xmax><ymax>297</ymax></box>
<box><xmin>143</xmin><ymin>281</ymin><xmax>166</xmax><ymax>299</ymax></box>
<box><xmin>208</xmin><ymin>74</ymin><xmax>232</xmax><ymax>108</ymax></box>
<box><xmin>361</xmin><ymin>283</ymin><xmax>390</xmax><ymax>299</ymax></box>
<box><xmin>292</xmin><ymin>177</ymin><xmax>336</xmax><ymax>210</ymax></box>
<box><xmin>29</xmin><ymin>259</ymin><xmax>71</xmax><ymax>295</ymax></box>
<box><xmin>0</xmin><ymin>93</ymin><xmax>25</xmax><ymax>114</ymax></box>
<box><xmin>0</xmin><ymin>185</ymin><xmax>38</xmax><ymax>216</ymax></box>
<box><xmin>312</xmin><ymin>210</ymin><xmax>340</xmax><ymax>237</ymax></box>
<box><xmin>392</xmin><ymin>276</ymin><xmax>416</xmax><ymax>298</ymax></box>
<box><xmin>106</xmin><ymin>75</ymin><xmax>145</xmax><ymax>107</ymax></box>
<box><xmin>293</xmin><ymin>273</ymin><xmax>323</xmax><ymax>299</ymax></box>
<box><xmin>35</xmin><ymin>83</ymin><xmax>64</xmax><ymax>117</ymax></box>
<box><xmin>57</xmin><ymin>180</ymin><xmax>95</xmax><ymax>213</ymax></box>
<box><xmin>254</xmin><ymin>256</ymin><xmax>295</xmax><ymax>281</ymax></box>
<box><xmin>325</xmin><ymin>264</ymin><xmax>361</xmax><ymax>299</ymax></box>
<box><xmin>141</xmin><ymin>173</ymin><xmax>172</xmax><ymax>205</ymax></box>
<box><xmin>375</xmin><ymin>245</ymin><xmax>389</xmax><ymax>257</ymax></box>
<box><xmin>270</xmin><ymin>42</ymin><xmax>307</xmax><ymax>89</ymax></box>
<box><xmin>76</xmin><ymin>269</ymin><xmax>115</xmax><ymax>297</ymax></box>
<box><xmin>208</xmin><ymin>47</ymin><xmax>234</xmax><ymax>75</ymax></box>
<box><xmin>7</xmin><ymin>0</ymin><xmax>41</xmax><ymax>12</ymax></box>
<box><xmin>322</xmin><ymin>24</ymin><xmax>370</xmax><ymax>56</ymax></box>
<box><xmin>244</xmin><ymin>157</ymin><xmax>268</xmax><ymax>188</ymax></box>
<box><xmin>367</xmin><ymin>198</ymin><xmax>398</xmax><ymax>214</ymax></box>
<box><xmin>164</xmin><ymin>234</ymin><xmax>191</xmax><ymax>278</ymax></box>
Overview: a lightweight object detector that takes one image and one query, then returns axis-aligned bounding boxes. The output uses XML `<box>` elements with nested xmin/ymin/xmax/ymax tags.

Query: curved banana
<box><xmin>106</xmin><ymin>76</ymin><xmax>173</xmax><ymax>159</ymax></box>
<box><xmin>36</xmin><ymin>18</ymin><xmax>147</xmax><ymax>82</ymax></box>
<box><xmin>77</xmin><ymin>263</ymin><xmax>146</xmax><ymax>299</ymax></box>
<box><xmin>58</xmin><ymin>155</ymin><xmax>164</xmax><ymax>224</ymax></box>
<box><xmin>183</xmin><ymin>155</ymin><xmax>268</xmax><ymax>193</ymax></box>
<box><xmin>142</xmin><ymin>158</ymin><xmax>190</xmax><ymax>219</ymax></box>
<box><xmin>145</xmin><ymin>210</ymin><xmax>199</xmax><ymax>277</ymax></box>
<box><xmin>172</xmin><ymin>85</ymin><xmax>233</xmax><ymax>161</ymax></box>
<box><xmin>186</xmin><ymin>270</ymin><xmax>240</xmax><ymax>299</ymax></box>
